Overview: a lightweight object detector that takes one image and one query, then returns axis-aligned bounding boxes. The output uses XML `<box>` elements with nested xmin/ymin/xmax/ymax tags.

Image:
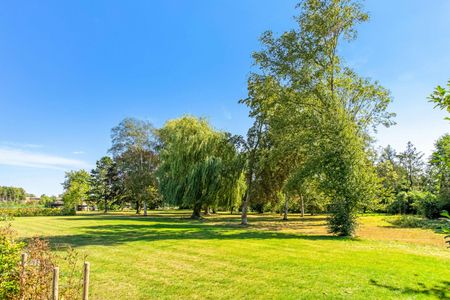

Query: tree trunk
<box><xmin>230</xmin><ymin>206</ymin><xmax>234</xmax><ymax>215</ymax></box>
<box><xmin>143</xmin><ymin>201</ymin><xmax>147</xmax><ymax>216</ymax></box>
<box><xmin>204</xmin><ymin>206</ymin><xmax>210</xmax><ymax>216</ymax></box>
<box><xmin>241</xmin><ymin>172</ymin><xmax>253</xmax><ymax>225</ymax></box>
<box><xmin>300</xmin><ymin>194</ymin><xmax>305</xmax><ymax>217</ymax></box>
<box><xmin>241</xmin><ymin>191</ymin><xmax>249</xmax><ymax>225</ymax></box>
<box><xmin>136</xmin><ymin>202</ymin><xmax>140</xmax><ymax>214</ymax></box>
<box><xmin>191</xmin><ymin>203</ymin><xmax>202</xmax><ymax>219</ymax></box>
<box><xmin>283</xmin><ymin>197</ymin><xmax>288</xmax><ymax>221</ymax></box>
<box><xmin>104</xmin><ymin>197</ymin><xmax>108</xmax><ymax>214</ymax></box>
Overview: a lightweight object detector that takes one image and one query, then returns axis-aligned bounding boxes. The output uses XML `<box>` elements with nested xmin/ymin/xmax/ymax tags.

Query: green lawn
<box><xmin>11</xmin><ymin>211</ymin><xmax>450</xmax><ymax>299</ymax></box>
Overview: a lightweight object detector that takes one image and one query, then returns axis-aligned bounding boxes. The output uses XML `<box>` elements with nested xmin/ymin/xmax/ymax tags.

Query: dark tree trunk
<box><xmin>104</xmin><ymin>197</ymin><xmax>108</xmax><ymax>214</ymax></box>
<box><xmin>191</xmin><ymin>203</ymin><xmax>202</xmax><ymax>219</ymax></box>
<box><xmin>241</xmin><ymin>190</ymin><xmax>250</xmax><ymax>225</ymax></box>
<box><xmin>283</xmin><ymin>197</ymin><xmax>288</xmax><ymax>221</ymax></box>
<box><xmin>136</xmin><ymin>202</ymin><xmax>141</xmax><ymax>214</ymax></box>
<box><xmin>300</xmin><ymin>194</ymin><xmax>305</xmax><ymax>217</ymax></box>
<box><xmin>204</xmin><ymin>206</ymin><xmax>210</xmax><ymax>216</ymax></box>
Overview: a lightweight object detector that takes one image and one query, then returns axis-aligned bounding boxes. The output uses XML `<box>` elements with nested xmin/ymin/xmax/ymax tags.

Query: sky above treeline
<box><xmin>0</xmin><ymin>0</ymin><xmax>449</xmax><ymax>196</ymax></box>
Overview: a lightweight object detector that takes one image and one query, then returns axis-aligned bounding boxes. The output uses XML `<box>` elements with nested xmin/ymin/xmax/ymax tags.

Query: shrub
<box><xmin>442</xmin><ymin>211</ymin><xmax>450</xmax><ymax>248</ymax></box>
<box><xmin>21</xmin><ymin>238</ymin><xmax>55</xmax><ymax>298</ymax></box>
<box><xmin>328</xmin><ymin>200</ymin><xmax>357</xmax><ymax>237</ymax></box>
<box><xmin>387</xmin><ymin>215</ymin><xmax>448</xmax><ymax>234</ymax></box>
<box><xmin>0</xmin><ymin>224</ymin><xmax>24</xmax><ymax>299</ymax></box>
<box><xmin>388</xmin><ymin>191</ymin><xmax>441</xmax><ymax>218</ymax></box>
<box><xmin>0</xmin><ymin>208</ymin><xmax>69</xmax><ymax>217</ymax></box>
<box><xmin>389</xmin><ymin>215</ymin><xmax>426</xmax><ymax>228</ymax></box>
<box><xmin>416</xmin><ymin>193</ymin><xmax>440</xmax><ymax>219</ymax></box>
<box><xmin>0</xmin><ymin>222</ymin><xmax>86</xmax><ymax>300</ymax></box>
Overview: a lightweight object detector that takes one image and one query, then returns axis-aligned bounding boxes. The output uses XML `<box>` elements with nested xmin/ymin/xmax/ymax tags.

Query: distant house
<box><xmin>26</xmin><ymin>196</ymin><xmax>41</xmax><ymax>202</ymax></box>
<box><xmin>77</xmin><ymin>201</ymin><xmax>89</xmax><ymax>211</ymax></box>
<box><xmin>50</xmin><ymin>200</ymin><xmax>64</xmax><ymax>208</ymax></box>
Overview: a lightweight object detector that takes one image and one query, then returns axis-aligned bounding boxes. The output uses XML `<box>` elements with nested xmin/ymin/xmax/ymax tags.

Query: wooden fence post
<box><xmin>20</xmin><ymin>253</ymin><xmax>27</xmax><ymax>300</ymax></box>
<box><xmin>83</xmin><ymin>262</ymin><xmax>90</xmax><ymax>300</ymax></box>
<box><xmin>52</xmin><ymin>267</ymin><xmax>59</xmax><ymax>300</ymax></box>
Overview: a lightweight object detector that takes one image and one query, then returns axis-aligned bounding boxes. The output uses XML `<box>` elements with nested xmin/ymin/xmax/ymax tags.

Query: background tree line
<box><xmin>0</xmin><ymin>186</ymin><xmax>26</xmax><ymax>201</ymax></box>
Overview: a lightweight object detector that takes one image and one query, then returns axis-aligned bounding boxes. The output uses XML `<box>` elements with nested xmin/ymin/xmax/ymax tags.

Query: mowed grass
<box><xmin>11</xmin><ymin>211</ymin><xmax>450</xmax><ymax>299</ymax></box>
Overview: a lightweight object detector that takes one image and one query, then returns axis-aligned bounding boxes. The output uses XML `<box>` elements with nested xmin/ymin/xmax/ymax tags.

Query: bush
<box><xmin>328</xmin><ymin>200</ymin><xmax>357</xmax><ymax>237</ymax></box>
<box><xmin>441</xmin><ymin>211</ymin><xmax>450</xmax><ymax>248</ymax></box>
<box><xmin>416</xmin><ymin>193</ymin><xmax>440</xmax><ymax>219</ymax></box>
<box><xmin>0</xmin><ymin>223</ymin><xmax>86</xmax><ymax>300</ymax></box>
<box><xmin>389</xmin><ymin>215</ymin><xmax>426</xmax><ymax>228</ymax></box>
<box><xmin>0</xmin><ymin>208</ymin><xmax>68</xmax><ymax>217</ymax></box>
<box><xmin>388</xmin><ymin>191</ymin><xmax>441</xmax><ymax>218</ymax></box>
<box><xmin>0</xmin><ymin>224</ymin><xmax>24</xmax><ymax>299</ymax></box>
<box><xmin>388</xmin><ymin>215</ymin><xmax>448</xmax><ymax>233</ymax></box>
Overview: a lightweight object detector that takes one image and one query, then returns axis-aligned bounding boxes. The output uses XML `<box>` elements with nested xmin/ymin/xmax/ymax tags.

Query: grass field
<box><xmin>11</xmin><ymin>211</ymin><xmax>450</xmax><ymax>299</ymax></box>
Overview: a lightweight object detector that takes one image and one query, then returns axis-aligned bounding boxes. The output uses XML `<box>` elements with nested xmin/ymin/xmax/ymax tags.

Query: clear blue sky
<box><xmin>0</xmin><ymin>0</ymin><xmax>449</xmax><ymax>196</ymax></box>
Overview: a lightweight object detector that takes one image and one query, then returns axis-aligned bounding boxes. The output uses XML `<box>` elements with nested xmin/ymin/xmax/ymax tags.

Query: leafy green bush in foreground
<box><xmin>0</xmin><ymin>224</ymin><xmax>24</xmax><ymax>299</ymax></box>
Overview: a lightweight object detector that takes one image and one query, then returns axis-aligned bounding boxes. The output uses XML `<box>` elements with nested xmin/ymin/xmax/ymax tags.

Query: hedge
<box><xmin>0</xmin><ymin>207</ymin><xmax>69</xmax><ymax>217</ymax></box>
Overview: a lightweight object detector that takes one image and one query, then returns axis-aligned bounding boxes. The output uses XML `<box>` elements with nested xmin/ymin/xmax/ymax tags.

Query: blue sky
<box><xmin>0</xmin><ymin>0</ymin><xmax>449</xmax><ymax>196</ymax></box>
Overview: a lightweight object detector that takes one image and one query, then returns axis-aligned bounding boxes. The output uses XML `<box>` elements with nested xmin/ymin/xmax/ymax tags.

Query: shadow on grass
<box><xmin>59</xmin><ymin>213</ymin><xmax>329</xmax><ymax>223</ymax></box>
<box><xmin>370</xmin><ymin>279</ymin><xmax>450</xmax><ymax>299</ymax></box>
<box><xmin>38</xmin><ymin>214</ymin><xmax>349</xmax><ymax>249</ymax></box>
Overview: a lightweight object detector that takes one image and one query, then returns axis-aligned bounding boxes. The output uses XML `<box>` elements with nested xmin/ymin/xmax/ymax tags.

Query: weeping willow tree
<box><xmin>157</xmin><ymin>116</ymin><xmax>244</xmax><ymax>219</ymax></box>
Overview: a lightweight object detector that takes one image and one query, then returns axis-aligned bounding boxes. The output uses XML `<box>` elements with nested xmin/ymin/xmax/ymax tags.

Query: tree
<box><xmin>215</xmin><ymin>133</ymin><xmax>247</xmax><ymax>214</ymax></box>
<box><xmin>429</xmin><ymin>79</ymin><xmax>450</xmax><ymax>120</ymax></box>
<box><xmin>61</xmin><ymin>170</ymin><xmax>90</xmax><ymax>214</ymax></box>
<box><xmin>157</xmin><ymin>116</ymin><xmax>242</xmax><ymax>219</ymax></box>
<box><xmin>241</xmin><ymin>0</ymin><xmax>394</xmax><ymax>235</ymax></box>
<box><xmin>397</xmin><ymin>141</ymin><xmax>424</xmax><ymax>190</ymax></box>
<box><xmin>0</xmin><ymin>186</ymin><xmax>26</xmax><ymax>202</ymax></box>
<box><xmin>110</xmin><ymin>118</ymin><xmax>159</xmax><ymax>215</ymax></box>
<box><xmin>90</xmin><ymin>156</ymin><xmax>121</xmax><ymax>213</ymax></box>
<box><xmin>239</xmin><ymin>118</ymin><xmax>270</xmax><ymax>224</ymax></box>
<box><xmin>39</xmin><ymin>194</ymin><xmax>56</xmax><ymax>208</ymax></box>
<box><xmin>429</xmin><ymin>134</ymin><xmax>450</xmax><ymax>211</ymax></box>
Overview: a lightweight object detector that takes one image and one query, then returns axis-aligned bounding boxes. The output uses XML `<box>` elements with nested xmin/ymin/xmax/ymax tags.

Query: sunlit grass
<box><xmin>11</xmin><ymin>211</ymin><xmax>450</xmax><ymax>299</ymax></box>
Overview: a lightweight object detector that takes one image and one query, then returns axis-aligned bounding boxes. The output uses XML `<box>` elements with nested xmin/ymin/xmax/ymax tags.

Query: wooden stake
<box><xmin>83</xmin><ymin>262</ymin><xmax>90</xmax><ymax>300</ymax></box>
<box><xmin>52</xmin><ymin>267</ymin><xmax>59</xmax><ymax>300</ymax></box>
<box><xmin>20</xmin><ymin>253</ymin><xmax>27</xmax><ymax>300</ymax></box>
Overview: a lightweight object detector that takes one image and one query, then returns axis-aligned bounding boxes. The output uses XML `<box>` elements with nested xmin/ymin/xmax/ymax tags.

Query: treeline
<box><xmin>0</xmin><ymin>186</ymin><xmax>26</xmax><ymax>201</ymax></box>
<box><xmin>374</xmin><ymin>140</ymin><xmax>449</xmax><ymax>218</ymax></box>
<box><xmin>62</xmin><ymin>0</ymin><xmax>450</xmax><ymax>236</ymax></box>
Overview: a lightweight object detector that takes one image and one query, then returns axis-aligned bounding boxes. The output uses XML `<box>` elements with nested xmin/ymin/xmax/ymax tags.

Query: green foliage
<box><xmin>62</xmin><ymin>170</ymin><xmax>90</xmax><ymax>215</ymax></box>
<box><xmin>89</xmin><ymin>156</ymin><xmax>122</xmax><ymax>213</ymax></box>
<box><xmin>429</xmin><ymin>79</ymin><xmax>450</xmax><ymax>120</ymax></box>
<box><xmin>158</xmin><ymin>116</ymin><xmax>243</xmax><ymax>218</ymax></box>
<box><xmin>397</xmin><ymin>142</ymin><xmax>425</xmax><ymax>190</ymax></box>
<box><xmin>110</xmin><ymin>118</ymin><xmax>159</xmax><ymax>213</ymax></box>
<box><xmin>441</xmin><ymin>211</ymin><xmax>450</xmax><ymax>247</ymax></box>
<box><xmin>39</xmin><ymin>194</ymin><xmax>56</xmax><ymax>208</ymax></box>
<box><xmin>0</xmin><ymin>224</ymin><xmax>24</xmax><ymax>299</ymax></box>
<box><xmin>416</xmin><ymin>193</ymin><xmax>441</xmax><ymax>219</ymax></box>
<box><xmin>429</xmin><ymin>134</ymin><xmax>450</xmax><ymax>210</ymax></box>
<box><xmin>388</xmin><ymin>215</ymin><xmax>427</xmax><ymax>228</ymax></box>
<box><xmin>0</xmin><ymin>208</ymin><xmax>67</xmax><ymax>217</ymax></box>
<box><xmin>240</xmin><ymin>0</ymin><xmax>394</xmax><ymax>235</ymax></box>
<box><xmin>388</xmin><ymin>191</ymin><xmax>440</xmax><ymax>219</ymax></box>
<box><xmin>0</xmin><ymin>201</ymin><xmax>42</xmax><ymax>209</ymax></box>
<box><xmin>0</xmin><ymin>186</ymin><xmax>26</xmax><ymax>202</ymax></box>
